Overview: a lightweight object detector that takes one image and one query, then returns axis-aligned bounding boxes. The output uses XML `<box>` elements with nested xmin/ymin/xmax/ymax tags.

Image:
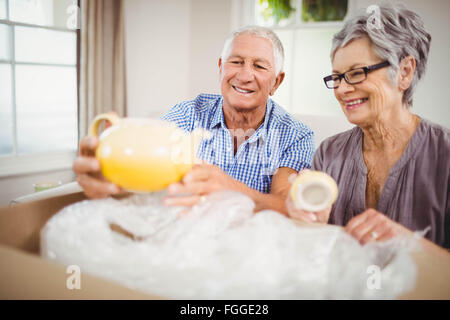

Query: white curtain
<box><xmin>79</xmin><ymin>0</ymin><xmax>127</xmax><ymax>138</ymax></box>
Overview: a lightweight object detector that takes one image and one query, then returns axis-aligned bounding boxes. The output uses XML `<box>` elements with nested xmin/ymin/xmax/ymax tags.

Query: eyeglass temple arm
<box><xmin>367</xmin><ymin>61</ymin><xmax>390</xmax><ymax>71</ymax></box>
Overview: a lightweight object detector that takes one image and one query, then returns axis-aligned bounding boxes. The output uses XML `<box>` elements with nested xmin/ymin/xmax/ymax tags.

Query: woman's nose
<box><xmin>335</xmin><ymin>79</ymin><xmax>355</xmax><ymax>96</ymax></box>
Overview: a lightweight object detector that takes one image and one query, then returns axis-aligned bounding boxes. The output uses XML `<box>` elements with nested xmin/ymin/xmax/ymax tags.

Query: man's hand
<box><xmin>73</xmin><ymin>136</ymin><xmax>124</xmax><ymax>199</ymax></box>
<box><xmin>163</xmin><ymin>164</ymin><xmax>241</xmax><ymax>206</ymax></box>
<box><xmin>344</xmin><ymin>208</ymin><xmax>413</xmax><ymax>245</ymax></box>
<box><xmin>163</xmin><ymin>164</ymin><xmax>300</xmax><ymax>217</ymax></box>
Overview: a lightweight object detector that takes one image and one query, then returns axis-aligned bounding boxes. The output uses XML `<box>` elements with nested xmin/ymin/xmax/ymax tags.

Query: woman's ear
<box><xmin>398</xmin><ymin>56</ymin><xmax>416</xmax><ymax>91</ymax></box>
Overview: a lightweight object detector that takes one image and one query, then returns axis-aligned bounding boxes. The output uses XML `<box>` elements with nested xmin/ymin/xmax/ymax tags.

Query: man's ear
<box><xmin>218</xmin><ymin>58</ymin><xmax>223</xmax><ymax>73</ymax></box>
<box><xmin>398</xmin><ymin>56</ymin><xmax>416</xmax><ymax>91</ymax></box>
<box><xmin>270</xmin><ymin>72</ymin><xmax>285</xmax><ymax>96</ymax></box>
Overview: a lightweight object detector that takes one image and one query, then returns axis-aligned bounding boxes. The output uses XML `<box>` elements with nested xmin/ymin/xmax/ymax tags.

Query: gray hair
<box><xmin>221</xmin><ymin>25</ymin><xmax>284</xmax><ymax>75</ymax></box>
<box><xmin>331</xmin><ymin>3</ymin><xmax>431</xmax><ymax>107</ymax></box>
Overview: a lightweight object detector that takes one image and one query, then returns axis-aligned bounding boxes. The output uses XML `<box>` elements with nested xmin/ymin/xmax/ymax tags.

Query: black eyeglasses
<box><xmin>323</xmin><ymin>61</ymin><xmax>390</xmax><ymax>89</ymax></box>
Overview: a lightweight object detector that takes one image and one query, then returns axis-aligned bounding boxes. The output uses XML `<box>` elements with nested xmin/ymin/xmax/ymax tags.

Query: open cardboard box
<box><xmin>0</xmin><ymin>192</ymin><xmax>449</xmax><ymax>300</ymax></box>
<box><xmin>0</xmin><ymin>192</ymin><xmax>158</xmax><ymax>299</ymax></box>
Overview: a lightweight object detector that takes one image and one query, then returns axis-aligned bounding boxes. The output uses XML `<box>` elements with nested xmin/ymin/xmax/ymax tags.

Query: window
<box><xmin>0</xmin><ymin>0</ymin><xmax>79</xmax><ymax>176</ymax></box>
<box><xmin>240</xmin><ymin>0</ymin><xmax>354</xmax><ymax>117</ymax></box>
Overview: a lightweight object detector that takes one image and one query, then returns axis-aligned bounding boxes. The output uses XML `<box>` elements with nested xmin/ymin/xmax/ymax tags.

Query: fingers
<box><xmin>166</xmin><ymin>182</ymin><xmax>185</xmax><ymax>195</ymax></box>
<box><xmin>167</xmin><ymin>181</ymin><xmax>210</xmax><ymax>196</ymax></box>
<box><xmin>73</xmin><ymin>156</ymin><xmax>101</xmax><ymax>175</ymax></box>
<box><xmin>286</xmin><ymin>197</ymin><xmax>322</xmax><ymax>223</ymax></box>
<box><xmin>74</xmin><ymin>136</ymin><xmax>101</xmax><ymax>177</ymax></box>
<box><xmin>290</xmin><ymin>210</ymin><xmax>319</xmax><ymax>223</ymax></box>
<box><xmin>360</xmin><ymin>222</ymin><xmax>389</xmax><ymax>244</ymax></box>
<box><xmin>376</xmin><ymin>229</ymin><xmax>398</xmax><ymax>242</ymax></box>
<box><xmin>165</xmin><ymin>178</ymin><xmax>210</xmax><ymax>208</ymax></box>
<box><xmin>182</xmin><ymin>166</ymin><xmax>211</xmax><ymax>183</ymax></box>
<box><xmin>74</xmin><ymin>135</ymin><xmax>122</xmax><ymax>199</ymax></box>
<box><xmin>345</xmin><ymin>209</ymin><xmax>398</xmax><ymax>245</ymax></box>
<box><xmin>104</xmin><ymin>111</ymin><xmax>118</xmax><ymax>129</ymax></box>
<box><xmin>344</xmin><ymin>208</ymin><xmax>376</xmax><ymax>234</ymax></box>
<box><xmin>79</xmin><ymin>136</ymin><xmax>99</xmax><ymax>157</ymax></box>
<box><xmin>166</xmin><ymin>164</ymin><xmax>234</xmax><ymax>208</ymax></box>
<box><xmin>346</xmin><ymin>212</ymin><xmax>379</xmax><ymax>242</ymax></box>
<box><xmin>287</xmin><ymin>169</ymin><xmax>330</xmax><ymax>224</ymax></box>
<box><xmin>315</xmin><ymin>208</ymin><xmax>332</xmax><ymax>224</ymax></box>
<box><xmin>76</xmin><ymin>174</ymin><xmax>121</xmax><ymax>199</ymax></box>
<box><xmin>73</xmin><ymin>156</ymin><xmax>116</xmax><ymax>199</ymax></box>
<box><xmin>165</xmin><ymin>165</ymin><xmax>223</xmax><ymax>207</ymax></box>
<box><xmin>176</xmin><ymin>163</ymin><xmax>223</xmax><ymax>194</ymax></box>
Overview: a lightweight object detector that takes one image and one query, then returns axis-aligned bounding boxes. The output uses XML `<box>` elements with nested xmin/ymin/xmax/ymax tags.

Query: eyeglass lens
<box><xmin>327</xmin><ymin>68</ymin><xmax>366</xmax><ymax>88</ymax></box>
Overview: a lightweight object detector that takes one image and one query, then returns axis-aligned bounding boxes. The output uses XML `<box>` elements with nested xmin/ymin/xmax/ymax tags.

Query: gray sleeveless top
<box><xmin>313</xmin><ymin>118</ymin><xmax>450</xmax><ymax>248</ymax></box>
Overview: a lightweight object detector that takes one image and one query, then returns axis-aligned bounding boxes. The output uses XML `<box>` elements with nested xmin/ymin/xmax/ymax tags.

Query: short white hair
<box><xmin>331</xmin><ymin>3</ymin><xmax>431</xmax><ymax>107</ymax></box>
<box><xmin>221</xmin><ymin>25</ymin><xmax>284</xmax><ymax>75</ymax></box>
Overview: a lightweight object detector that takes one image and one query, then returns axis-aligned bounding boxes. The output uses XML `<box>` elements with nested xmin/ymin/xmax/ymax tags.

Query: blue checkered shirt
<box><xmin>161</xmin><ymin>94</ymin><xmax>314</xmax><ymax>193</ymax></box>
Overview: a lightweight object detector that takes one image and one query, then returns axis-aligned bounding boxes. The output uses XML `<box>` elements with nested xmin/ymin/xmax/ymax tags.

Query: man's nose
<box><xmin>236</xmin><ymin>63</ymin><xmax>254</xmax><ymax>82</ymax></box>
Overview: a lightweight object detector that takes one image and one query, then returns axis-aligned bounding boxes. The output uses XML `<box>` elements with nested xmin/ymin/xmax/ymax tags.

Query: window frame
<box><xmin>0</xmin><ymin>0</ymin><xmax>79</xmax><ymax>178</ymax></box>
<box><xmin>250</xmin><ymin>0</ymin><xmax>355</xmax><ymax>28</ymax></box>
<box><xmin>234</xmin><ymin>0</ymin><xmax>356</xmax><ymax>114</ymax></box>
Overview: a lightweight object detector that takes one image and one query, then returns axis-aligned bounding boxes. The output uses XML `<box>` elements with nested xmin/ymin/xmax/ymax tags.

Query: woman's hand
<box><xmin>286</xmin><ymin>195</ymin><xmax>331</xmax><ymax>224</ymax></box>
<box><xmin>286</xmin><ymin>171</ymin><xmax>331</xmax><ymax>224</ymax></box>
<box><xmin>344</xmin><ymin>208</ymin><xmax>413</xmax><ymax>245</ymax></box>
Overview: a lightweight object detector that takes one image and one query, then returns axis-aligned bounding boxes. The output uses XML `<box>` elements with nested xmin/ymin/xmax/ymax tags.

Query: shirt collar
<box><xmin>210</xmin><ymin>97</ymin><xmax>274</xmax><ymax>141</ymax></box>
<box><xmin>250</xmin><ymin>98</ymin><xmax>273</xmax><ymax>143</ymax></box>
<box><xmin>210</xmin><ymin>97</ymin><xmax>225</xmax><ymax>129</ymax></box>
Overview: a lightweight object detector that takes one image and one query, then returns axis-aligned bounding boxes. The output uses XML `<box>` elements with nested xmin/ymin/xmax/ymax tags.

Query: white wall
<box><xmin>188</xmin><ymin>0</ymin><xmax>231</xmax><ymax>96</ymax></box>
<box><xmin>124</xmin><ymin>0</ymin><xmax>449</xmax><ymax>127</ymax></box>
<box><xmin>124</xmin><ymin>0</ymin><xmax>192</xmax><ymax>117</ymax></box>
<box><xmin>124</xmin><ymin>0</ymin><xmax>231</xmax><ymax>117</ymax></box>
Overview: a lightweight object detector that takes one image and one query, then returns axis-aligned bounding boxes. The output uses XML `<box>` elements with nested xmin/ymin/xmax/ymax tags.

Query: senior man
<box><xmin>74</xmin><ymin>26</ymin><xmax>314</xmax><ymax>215</ymax></box>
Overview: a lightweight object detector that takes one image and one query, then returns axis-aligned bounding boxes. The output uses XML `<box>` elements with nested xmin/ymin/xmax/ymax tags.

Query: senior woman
<box><xmin>288</xmin><ymin>4</ymin><xmax>449</xmax><ymax>251</ymax></box>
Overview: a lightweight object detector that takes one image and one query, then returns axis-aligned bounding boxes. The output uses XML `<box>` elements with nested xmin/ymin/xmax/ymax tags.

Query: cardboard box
<box><xmin>0</xmin><ymin>192</ymin><xmax>449</xmax><ymax>299</ymax></box>
<box><xmin>0</xmin><ymin>192</ymin><xmax>159</xmax><ymax>299</ymax></box>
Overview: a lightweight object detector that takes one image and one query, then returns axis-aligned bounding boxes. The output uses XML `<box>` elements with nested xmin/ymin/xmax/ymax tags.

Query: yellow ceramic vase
<box><xmin>89</xmin><ymin>113</ymin><xmax>209</xmax><ymax>192</ymax></box>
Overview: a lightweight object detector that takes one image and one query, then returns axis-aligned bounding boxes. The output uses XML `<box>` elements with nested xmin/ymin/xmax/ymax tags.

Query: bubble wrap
<box><xmin>40</xmin><ymin>191</ymin><xmax>417</xmax><ymax>299</ymax></box>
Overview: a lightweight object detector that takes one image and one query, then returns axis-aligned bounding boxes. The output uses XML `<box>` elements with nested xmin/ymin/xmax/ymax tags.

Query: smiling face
<box><xmin>219</xmin><ymin>34</ymin><xmax>284</xmax><ymax>114</ymax></box>
<box><xmin>332</xmin><ymin>37</ymin><xmax>403</xmax><ymax>127</ymax></box>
